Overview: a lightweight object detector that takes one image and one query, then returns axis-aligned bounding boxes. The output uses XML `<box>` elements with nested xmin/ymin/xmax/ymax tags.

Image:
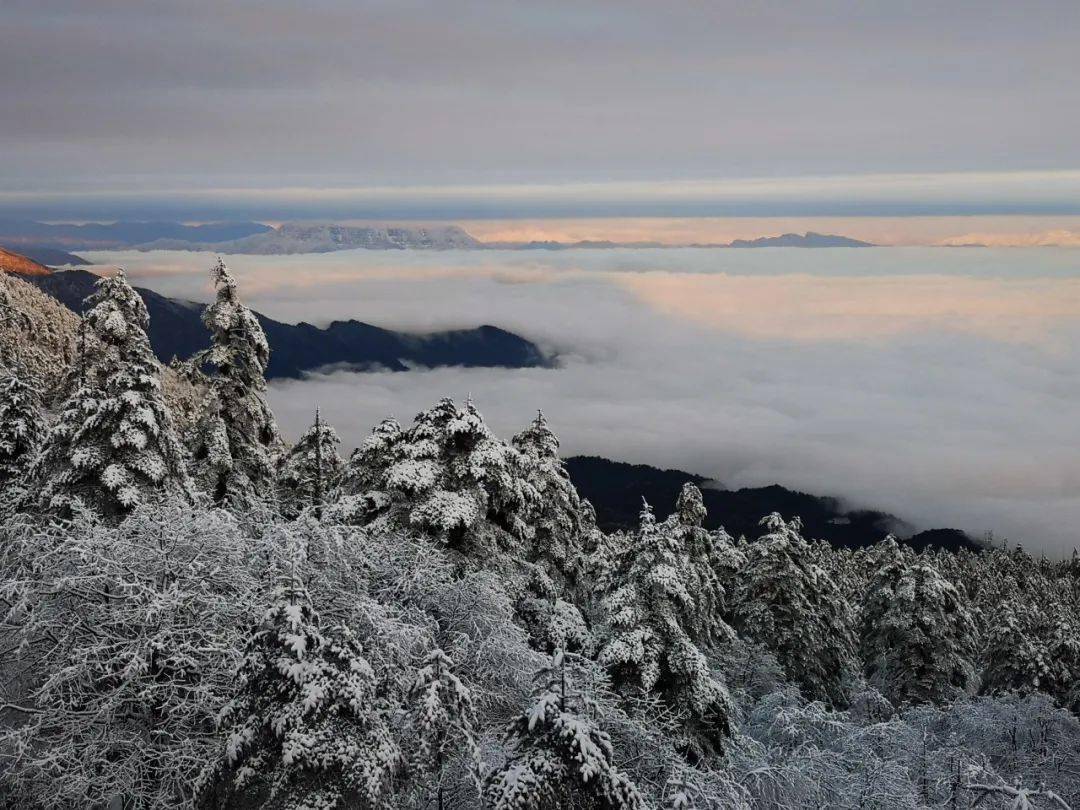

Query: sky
<box><xmin>88</xmin><ymin>247</ymin><xmax>1080</xmax><ymax>557</ymax></box>
<box><xmin>3</xmin><ymin>1</ymin><xmax>1080</xmax><ymax>223</ymax></box>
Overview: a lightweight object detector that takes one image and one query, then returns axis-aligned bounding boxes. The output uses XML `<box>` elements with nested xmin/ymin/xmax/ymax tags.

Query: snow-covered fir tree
<box><xmin>30</xmin><ymin>270</ymin><xmax>193</xmax><ymax>518</ymax></box>
<box><xmin>596</xmin><ymin>499</ymin><xmax>734</xmax><ymax>757</ymax></box>
<box><xmin>199</xmin><ymin>573</ymin><xmax>401</xmax><ymax>809</ymax></box>
<box><xmin>484</xmin><ymin>650</ymin><xmax>644</xmax><ymax>810</ymax></box>
<box><xmin>860</xmin><ymin>541</ymin><xmax>979</xmax><ymax>706</ymax></box>
<box><xmin>511</xmin><ymin>410</ymin><xmax>588</xmax><ymax>593</ymax></box>
<box><xmin>0</xmin><ymin>369</ymin><xmax>45</xmax><ymax>497</ymax></box>
<box><xmin>981</xmin><ymin>598</ymin><xmax>1080</xmax><ymax>714</ymax></box>
<box><xmin>665</xmin><ymin>483</ymin><xmax>743</xmax><ymax>648</ymax></box>
<box><xmin>0</xmin><ymin>275</ymin><xmax>48</xmax><ymax>499</ymax></box>
<box><xmin>335</xmin><ymin>398</ymin><xmax>536</xmax><ymax>561</ymax></box>
<box><xmin>278</xmin><ymin>408</ymin><xmax>344</xmax><ymax>519</ymax></box>
<box><xmin>980</xmin><ymin>598</ymin><xmax>1054</xmax><ymax>700</ymax></box>
<box><xmin>187</xmin><ymin>259</ymin><xmax>283</xmax><ymax>509</ymax></box>
<box><xmin>404</xmin><ymin>648</ymin><xmax>482</xmax><ymax>810</ymax></box>
<box><xmin>731</xmin><ymin>513</ymin><xmax>858</xmax><ymax>707</ymax></box>
<box><xmin>506</xmin><ymin>411</ymin><xmax>594</xmax><ymax>653</ymax></box>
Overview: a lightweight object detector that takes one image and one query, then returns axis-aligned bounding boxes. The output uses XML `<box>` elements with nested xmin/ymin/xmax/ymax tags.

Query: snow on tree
<box><xmin>0</xmin><ymin>369</ymin><xmax>45</xmax><ymax>498</ymax></box>
<box><xmin>964</xmin><ymin>775</ymin><xmax>1072</xmax><ymax>810</ymax></box>
<box><xmin>980</xmin><ymin>599</ymin><xmax>1080</xmax><ymax>714</ymax></box>
<box><xmin>506</xmin><ymin>411</ymin><xmax>596</xmax><ymax>653</ymax></box>
<box><xmin>596</xmin><ymin>499</ymin><xmax>734</xmax><ymax>757</ymax></box>
<box><xmin>198</xmin><ymin>572</ymin><xmax>400</xmax><ymax>809</ymax></box>
<box><xmin>517</xmin><ymin>564</ymin><xmax>593</xmax><ymax>654</ymax></box>
<box><xmin>860</xmin><ymin>539</ymin><xmax>978</xmax><ymax>706</ymax></box>
<box><xmin>665</xmin><ymin>483</ymin><xmax>743</xmax><ymax>648</ymax></box>
<box><xmin>981</xmin><ymin>599</ymin><xmax>1055</xmax><ymax>700</ymax></box>
<box><xmin>278</xmin><ymin>408</ymin><xmax>344</xmax><ymax>519</ymax></box>
<box><xmin>0</xmin><ymin>272</ymin><xmax>80</xmax><ymax>402</ymax></box>
<box><xmin>0</xmin><ymin>283</ymin><xmax>47</xmax><ymax>502</ymax></box>
<box><xmin>0</xmin><ymin>503</ymin><xmax>259</xmax><ymax>809</ymax></box>
<box><xmin>484</xmin><ymin>650</ymin><xmax>645</xmax><ymax>810</ymax></box>
<box><xmin>730</xmin><ymin>513</ymin><xmax>858</xmax><ymax>707</ymax></box>
<box><xmin>512</xmin><ymin>410</ymin><xmax>586</xmax><ymax>591</ymax></box>
<box><xmin>187</xmin><ymin>259</ymin><xmax>283</xmax><ymax>510</ymax></box>
<box><xmin>29</xmin><ymin>270</ymin><xmax>194</xmax><ymax>519</ymax></box>
<box><xmin>404</xmin><ymin>648</ymin><xmax>482</xmax><ymax>810</ymax></box>
<box><xmin>335</xmin><ymin>398</ymin><xmax>537</xmax><ymax>562</ymax></box>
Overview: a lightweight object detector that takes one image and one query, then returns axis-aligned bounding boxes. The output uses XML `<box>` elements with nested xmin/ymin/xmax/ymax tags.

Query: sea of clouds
<box><xmin>86</xmin><ymin>247</ymin><xmax>1080</xmax><ymax>557</ymax></box>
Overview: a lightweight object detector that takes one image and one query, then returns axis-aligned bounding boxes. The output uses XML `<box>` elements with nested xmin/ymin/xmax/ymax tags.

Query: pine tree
<box><xmin>860</xmin><ymin>544</ymin><xmax>978</xmax><ymax>706</ymax></box>
<box><xmin>0</xmin><ymin>286</ymin><xmax>46</xmax><ymax>487</ymax></box>
<box><xmin>0</xmin><ymin>371</ymin><xmax>45</xmax><ymax>496</ymax></box>
<box><xmin>663</xmin><ymin>483</ymin><xmax>743</xmax><ymax>649</ymax></box>
<box><xmin>512</xmin><ymin>411</ymin><xmax>595</xmax><ymax>653</ymax></box>
<box><xmin>200</xmin><ymin>574</ymin><xmax>401</xmax><ymax>809</ymax></box>
<box><xmin>278</xmin><ymin>408</ymin><xmax>343</xmax><ymax>519</ymax></box>
<box><xmin>980</xmin><ymin>599</ymin><xmax>1052</xmax><ymax>699</ymax></box>
<box><xmin>512</xmin><ymin>410</ymin><xmax>585</xmax><ymax>590</ymax></box>
<box><xmin>30</xmin><ymin>270</ymin><xmax>193</xmax><ymax>518</ymax></box>
<box><xmin>335</xmin><ymin>397</ymin><xmax>536</xmax><ymax>561</ymax></box>
<box><xmin>731</xmin><ymin>513</ymin><xmax>858</xmax><ymax>707</ymax></box>
<box><xmin>484</xmin><ymin>650</ymin><xmax>644</xmax><ymax>810</ymax></box>
<box><xmin>596</xmin><ymin>500</ymin><xmax>734</xmax><ymax>756</ymax></box>
<box><xmin>405</xmin><ymin>648</ymin><xmax>482</xmax><ymax>810</ymax></box>
<box><xmin>188</xmin><ymin>259</ymin><xmax>283</xmax><ymax>509</ymax></box>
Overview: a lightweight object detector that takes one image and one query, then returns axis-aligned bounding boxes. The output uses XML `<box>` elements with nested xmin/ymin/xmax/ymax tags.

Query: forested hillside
<box><xmin>24</xmin><ymin>267</ymin><xmax>550</xmax><ymax>378</ymax></box>
<box><xmin>1</xmin><ymin>261</ymin><xmax>1078</xmax><ymax>809</ymax></box>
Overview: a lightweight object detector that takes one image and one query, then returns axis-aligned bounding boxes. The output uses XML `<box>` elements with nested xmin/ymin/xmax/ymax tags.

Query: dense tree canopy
<box><xmin>1</xmin><ymin>260</ymin><xmax>1079</xmax><ymax>809</ymax></box>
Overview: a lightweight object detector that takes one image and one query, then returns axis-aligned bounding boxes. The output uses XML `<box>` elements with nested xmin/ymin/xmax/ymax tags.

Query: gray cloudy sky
<box><xmin>3</xmin><ymin>1</ymin><xmax>1080</xmax><ymax>219</ymax></box>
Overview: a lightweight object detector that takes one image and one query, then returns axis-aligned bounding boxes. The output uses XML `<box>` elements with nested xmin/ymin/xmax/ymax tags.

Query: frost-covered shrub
<box><xmin>0</xmin><ymin>503</ymin><xmax>259</xmax><ymax>809</ymax></box>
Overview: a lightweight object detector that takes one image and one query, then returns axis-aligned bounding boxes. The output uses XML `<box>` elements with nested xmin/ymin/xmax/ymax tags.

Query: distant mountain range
<box><xmin>5</xmin><ymin>262</ymin><xmax>550</xmax><ymax>379</ymax></box>
<box><xmin>138</xmin><ymin>223</ymin><xmax>483</xmax><ymax>254</ymax></box>
<box><xmin>565</xmin><ymin>455</ymin><xmax>981</xmax><ymax>553</ymax></box>
<box><xmin>0</xmin><ymin>219</ymin><xmax>877</xmax><ymax>254</ymax></box>
<box><xmin>725</xmin><ymin>231</ymin><xmax>873</xmax><ymax>248</ymax></box>
<box><xmin>0</xmin><ymin>219</ymin><xmax>271</xmax><ymax>250</ymax></box>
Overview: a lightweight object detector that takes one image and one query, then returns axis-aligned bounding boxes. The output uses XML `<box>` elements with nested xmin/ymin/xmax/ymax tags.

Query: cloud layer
<box><xmin>86</xmin><ymin>246</ymin><xmax>1080</xmax><ymax>557</ymax></box>
<box><xmin>3</xmin><ymin>1</ymin><xmax>1080</xmax><ymax>207</ymax></box>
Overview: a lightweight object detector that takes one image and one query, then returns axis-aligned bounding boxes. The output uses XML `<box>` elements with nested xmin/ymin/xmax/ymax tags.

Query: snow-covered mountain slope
<box><xmin>135</xmin><ymin>223</ymin><xmax>482</xmax><ymax>253</ymax></box>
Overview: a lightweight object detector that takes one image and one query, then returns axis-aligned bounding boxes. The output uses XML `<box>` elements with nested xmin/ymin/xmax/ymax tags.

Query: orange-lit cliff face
<box><xmin>0</xmin><ymin>247</ymin><xmax>52</xmax><ymax>277</ymax></box>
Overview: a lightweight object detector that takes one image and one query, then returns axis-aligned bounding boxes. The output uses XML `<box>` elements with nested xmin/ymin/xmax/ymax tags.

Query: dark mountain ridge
<box><xmin>565</xmin><ymin>455</ymin><xmax>981</xmax><ymax>553</ymax></box>
<box><xmin>20</xmin><ymin>268</ymin><xmax>550</xmax><ymax>379</ymax></box>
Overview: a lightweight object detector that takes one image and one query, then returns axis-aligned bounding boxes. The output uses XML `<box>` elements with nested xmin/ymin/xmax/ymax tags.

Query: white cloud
<box><xmin>89</xmin><ymin>246</ymin><xmax>1080</xmax><ymax>557</ymax></box>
